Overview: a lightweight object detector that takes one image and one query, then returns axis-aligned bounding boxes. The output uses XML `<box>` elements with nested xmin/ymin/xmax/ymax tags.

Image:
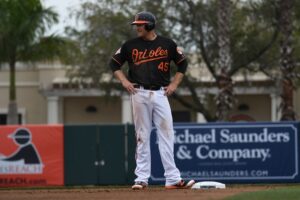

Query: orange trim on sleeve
<box><xmin>176</xmin><ymin>57</ymin><xmax>186</xmax><ymax>65</ymax></box>
<box><xmin>112</xmin><ymin>57</ymin><xmax>122</xmax><ymax>66</ymax></box>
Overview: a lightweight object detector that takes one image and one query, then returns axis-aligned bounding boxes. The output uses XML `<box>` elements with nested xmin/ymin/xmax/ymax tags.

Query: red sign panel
<box><xmin>0</xmin><ymin>125</ymin><xmax>64</xmax><ymax>187</ymax></box>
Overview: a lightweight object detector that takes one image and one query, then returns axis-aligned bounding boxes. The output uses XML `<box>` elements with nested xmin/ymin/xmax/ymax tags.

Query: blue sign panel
<box><xmin>150</xmin><ymin>122</ymin><xmax>299</xmax><ymax>183</ymax></box>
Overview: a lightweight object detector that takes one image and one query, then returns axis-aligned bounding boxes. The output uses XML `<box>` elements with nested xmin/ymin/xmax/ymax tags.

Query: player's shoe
<box><xmin>165</xmin><ymin>180</ymin><xmax>195</xmax><ymax>189</ymax></box>
<box><xmin>132</xmin><ymin>181</ymin><xmax>148</xmax><ymax>190</ymax></box>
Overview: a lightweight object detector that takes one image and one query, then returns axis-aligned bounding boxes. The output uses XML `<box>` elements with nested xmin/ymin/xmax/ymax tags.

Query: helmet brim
<box><xmin>131</xmin><ymin>20</ymin><xmax>149</xmax><ymax>25</ymax></box>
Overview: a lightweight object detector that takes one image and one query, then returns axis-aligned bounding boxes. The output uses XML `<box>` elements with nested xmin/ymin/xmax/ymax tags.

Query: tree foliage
<box><xmin>65</xmin><ymin>0</ymin><xmax>300</xmax><ymax>121</ymax></box>
<box><xmin>0</xmin><ymin>0</ymin><xmax>69</xmax><ymax>124</ymax></box>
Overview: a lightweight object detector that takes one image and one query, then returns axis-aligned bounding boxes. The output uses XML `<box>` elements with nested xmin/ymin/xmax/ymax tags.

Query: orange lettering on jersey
<box><xmin>132</xmin><ymin>47</ymin><xmax>168</xmax><ymax>65</ymax></box>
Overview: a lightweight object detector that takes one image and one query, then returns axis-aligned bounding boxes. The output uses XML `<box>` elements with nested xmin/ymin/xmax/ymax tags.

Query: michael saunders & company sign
<box><xmin>150</xmin><ymin>122</ymin><xmax>299</xmax><ymax>183</ymax></box>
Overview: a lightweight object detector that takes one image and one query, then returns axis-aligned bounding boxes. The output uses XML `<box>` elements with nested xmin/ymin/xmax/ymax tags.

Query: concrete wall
<box><xmin>63</xmin><ymin>97</ymin><xmax>122</xmax><ymax>124</ymax></box>
<box><xmin>0</xmin><ymin>70</ymin><xmax>44</xmax><ymax>124</ymax></box>
<box><xmin>230</xmin><ymin>94</ymin><xmax>272</xmax><ymax>121</ymax></box>
<box><xmin>1</xmin><ymin>63</ymin><xmax>299</xmax><ymax>124</ymax></box>
<box><xmin>169</xmin><ymin>96</ymin><xmax>198</xmax><ymax>122</ymax></box>
<box><xmin>0</xmin><ymin>64</ymin><xmax>66</xmax><ymax>124</ymax></box>
<box><xmin>169</xmin><ymin>94</ymin><xmax>272</xmax><ymax>122</ymax></box>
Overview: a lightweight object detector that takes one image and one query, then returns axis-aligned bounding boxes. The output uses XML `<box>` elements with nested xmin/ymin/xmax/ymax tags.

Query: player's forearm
<box><xmin>114</xmin><ymin>70</ymin><xmax>136</xmax><ymax>94</ymax></box>
<box><xmin>171</xmin><ymin>72</ymin><xmax>184</xmax><ymax>87</ymax></box>
<box><xmin>114</xmin><ymin>70</ymin><xmax>128</xmax><ymax>84</ymax></box>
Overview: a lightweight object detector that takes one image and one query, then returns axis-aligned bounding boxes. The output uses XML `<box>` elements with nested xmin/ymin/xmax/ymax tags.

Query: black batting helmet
<box><xmin>131</xmin><ymin>11</ymin><xmax>156</xmax><ymax>31</ymax></box>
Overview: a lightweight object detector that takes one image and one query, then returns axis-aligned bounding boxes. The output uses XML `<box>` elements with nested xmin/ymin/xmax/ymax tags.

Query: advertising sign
<box><xmin>0</xmin><ymin>125</ymin><xmax>64</xmax><ymax>186</ymax></box>
<box><xmin>150</xmin><ymin>122</ymin><xmax>299</xmax><ymax>183</ymax></box>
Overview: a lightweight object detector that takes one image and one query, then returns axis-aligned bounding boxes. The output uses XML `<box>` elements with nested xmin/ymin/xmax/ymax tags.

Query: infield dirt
<box><xmin>0</xmin><ymin>185</ymin><xmax>274</xmax><ymax>200</ymax></box>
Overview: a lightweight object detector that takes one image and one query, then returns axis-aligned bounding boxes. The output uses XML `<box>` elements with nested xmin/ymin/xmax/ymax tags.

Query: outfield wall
<box><xmin>0</xmin><ymin>122</ymin><xmax>299</xmax><ymax>187</ymax></box>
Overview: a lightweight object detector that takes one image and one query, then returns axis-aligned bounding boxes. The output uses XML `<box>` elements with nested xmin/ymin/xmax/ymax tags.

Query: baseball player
<box><xmin>109</xmin><ymin>11</ymin><xmax>195</xmax><ymax>189</ymax></box>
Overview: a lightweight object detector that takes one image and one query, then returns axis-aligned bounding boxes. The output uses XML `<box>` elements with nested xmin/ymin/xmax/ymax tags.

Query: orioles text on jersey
<box><xmin>132</xmin><ymin>46</ymin><xmax>168</xmax><ymax>65</ymax></box>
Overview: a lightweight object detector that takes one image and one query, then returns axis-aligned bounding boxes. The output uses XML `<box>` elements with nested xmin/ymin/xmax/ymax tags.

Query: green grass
<box><xmin>225</xmin><ymin>186</ymin><xmax>300</xmax><ymax>200</ymax></box>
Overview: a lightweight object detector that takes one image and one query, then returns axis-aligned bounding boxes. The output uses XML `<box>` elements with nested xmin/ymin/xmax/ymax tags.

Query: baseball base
<box><xmin>191</xmin><ymin>181</ymin><xmax>226</xmax><ymax>189</ymax></box>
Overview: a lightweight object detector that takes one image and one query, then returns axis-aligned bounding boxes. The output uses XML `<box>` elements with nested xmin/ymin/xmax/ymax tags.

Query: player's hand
<box><xmin>121</xmin><ymin>79</ymin><xmax>136</xmax><ymax>94</ymax></box>
<box><xmin>164</xmin><ymin>83</ymin><xmax>177</xmax><ymax>96</ymax></box>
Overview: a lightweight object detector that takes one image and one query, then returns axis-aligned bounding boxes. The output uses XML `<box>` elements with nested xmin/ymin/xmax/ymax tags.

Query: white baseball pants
<box><xmin>131</xmin><ymin>87</ymin><xmax>181</xmax><ymax>186</ymax></box>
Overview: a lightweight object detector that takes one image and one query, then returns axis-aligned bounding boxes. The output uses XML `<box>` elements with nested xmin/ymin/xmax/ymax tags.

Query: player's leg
<box><xmin>152</xmin><ymin>90</ymin><xmax>181</xmax><ymax>186</ymax></box>
<box><xmin>131</xmin><ymin>89</ymin><xmax>153</xmax><ymax>187</ymax></box>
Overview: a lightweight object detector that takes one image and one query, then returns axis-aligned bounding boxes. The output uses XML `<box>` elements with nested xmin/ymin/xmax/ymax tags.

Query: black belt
<box><xmin>133</xmin><ymin>84</ymin><xmax>162</xmax><ymax>91</ymax></box>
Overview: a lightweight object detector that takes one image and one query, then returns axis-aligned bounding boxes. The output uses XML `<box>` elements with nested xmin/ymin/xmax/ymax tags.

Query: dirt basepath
<box><xmin>0</xmin><ymin>186</ymin><xmax>272</xmax><ymax>200</ymax></box>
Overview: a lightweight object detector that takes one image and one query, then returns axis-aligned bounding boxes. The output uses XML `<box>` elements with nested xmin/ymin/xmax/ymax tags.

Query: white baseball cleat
<box><xmin>132</xmin><ymin>182</ymin><xmax>148</xmax><ymax>190</ymax></box>
<box><xmin>165</xmin><ymin>180</ymin><xmax>195</xmax><ymax>189</ymax></box>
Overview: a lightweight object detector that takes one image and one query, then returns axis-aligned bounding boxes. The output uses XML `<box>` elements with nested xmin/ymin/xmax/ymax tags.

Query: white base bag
<box><xmin>191</xmin><ymin>181</ymin><xmax>226</xmax><ymax>189</ymax></box>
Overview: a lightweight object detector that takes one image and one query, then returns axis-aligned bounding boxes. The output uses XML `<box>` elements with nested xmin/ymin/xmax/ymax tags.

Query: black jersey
<box><xmin>109</xmin><ymin>35</ymin><xmax>188</xmax><ymax>87</ymax></box>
